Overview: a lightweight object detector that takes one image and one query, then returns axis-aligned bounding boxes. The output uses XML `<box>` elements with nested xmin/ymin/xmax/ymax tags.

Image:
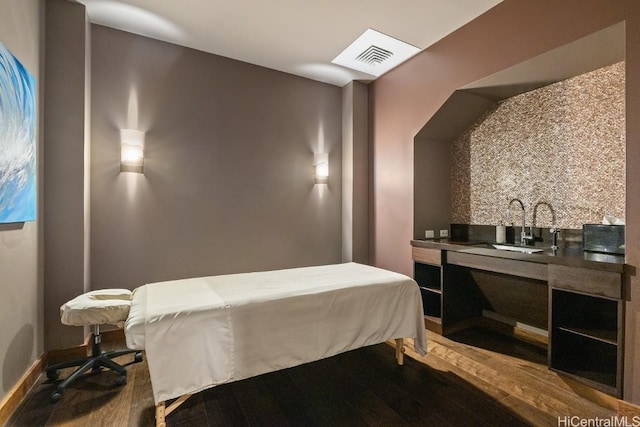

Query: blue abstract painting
<box><xmin>0</xmin><ymin>42</ymin><xmax>36</xmax><ymax>223</ymax></box>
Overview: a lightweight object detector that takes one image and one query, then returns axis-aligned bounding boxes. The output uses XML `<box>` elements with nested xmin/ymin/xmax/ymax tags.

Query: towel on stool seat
<box><xmin>61</xmin><ymin>289</ymin><xmax>132</xmax><ymax>328</ymax></box>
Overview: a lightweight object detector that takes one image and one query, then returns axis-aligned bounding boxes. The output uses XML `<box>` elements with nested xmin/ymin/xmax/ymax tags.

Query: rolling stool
<box><xmin>46</xmin><ymin>289</ymin><xmax>143</xmax><ymax>403</ymax></box>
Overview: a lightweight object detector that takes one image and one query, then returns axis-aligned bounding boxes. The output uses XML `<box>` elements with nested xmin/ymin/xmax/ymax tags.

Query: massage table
<box><xmin>124</xmin><ymin>262</ymin><xmax>427</xmax><ymax>426</ymax></box>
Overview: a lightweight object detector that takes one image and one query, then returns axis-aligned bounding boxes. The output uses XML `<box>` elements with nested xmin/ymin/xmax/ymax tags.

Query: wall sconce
<box><xmin>120</xmin><ymin>129</ymin><xmax>145</xmax><ymax>173</ymax></box>
<box><xmin>314</xmin><ymin>153</ymin><xmax>329</xmax><ymax>184</ymax></box>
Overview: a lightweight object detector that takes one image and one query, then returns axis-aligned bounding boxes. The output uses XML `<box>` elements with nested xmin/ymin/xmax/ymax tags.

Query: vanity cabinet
<box><xmin>548</xmin><ymin>264</ymin><xmax>624</xmax><ymax>397</ymax></box>
<box><xmin>412</xmin><ymin>247</ymin><xmax>483</xmax><ymax>335</ymax></box>
<box><xmin>411</xmin><ymin>241</ymin><xmax>625</xmax><ymax>397</ymax></box>
<box><xmin>412</xmin><ymin>247</ymin><xmax>444</xmax><ymax>334</ymax></box>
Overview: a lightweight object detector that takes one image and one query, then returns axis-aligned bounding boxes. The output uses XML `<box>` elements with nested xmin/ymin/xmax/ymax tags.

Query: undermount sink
<box><xmin>492</xmin><ymin>244</ymin><xmax>544</xmax><ymax>254</ymax></box>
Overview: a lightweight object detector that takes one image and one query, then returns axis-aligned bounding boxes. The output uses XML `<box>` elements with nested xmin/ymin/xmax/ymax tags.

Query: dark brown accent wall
<box><xmin>413</xmin><ymin>136</ymin><xmax>451</xmax><ymax>239</ymax></box>
<box><xmin>370</xmin><ymin>0</ymin><xmax>640</xmax><ymax>403</ymax></box>
<box><xmin>89</xmin><ymin>26</ymin><xmax>342</xmax><ymax>290</ymax></box>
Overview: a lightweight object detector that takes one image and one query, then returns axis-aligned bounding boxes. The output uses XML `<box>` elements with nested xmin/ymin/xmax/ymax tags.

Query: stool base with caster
<box><xmin>45</xmin><ymin>289</ymin><xmax>142</xmax><ymax>403</ymax></box>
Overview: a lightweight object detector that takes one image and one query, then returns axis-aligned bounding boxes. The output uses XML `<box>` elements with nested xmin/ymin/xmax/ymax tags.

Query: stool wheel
<box><xmin>116</xmin><ymin>375</ymin><xmax>127</xmax><ymax>386</ymax></box>
<box><xmin>134</xmin><ymin>352</ymin><xmax>143</xmax><ymax>363</ymax></box>
<box><xmin>46</xmin><ymin>370</ymin><xmax>60</xmax><ymax>381</ymax></box>
<box><xmin>50</xmin><ymin>391</ymin><xmax>62</xmax><ymax>403</ymax></box>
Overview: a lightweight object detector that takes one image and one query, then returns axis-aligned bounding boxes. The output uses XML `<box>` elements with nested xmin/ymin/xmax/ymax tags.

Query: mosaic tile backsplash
<box><xmin>451</xmin><ymin>62</ymin><xmax>625</xmax><ymax>229</ymax></box>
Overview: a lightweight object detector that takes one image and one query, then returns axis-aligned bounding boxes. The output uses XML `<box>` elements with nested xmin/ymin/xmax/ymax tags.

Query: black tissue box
<box><xmin>582</xmin><ymin>224</ymin><xmax>625</xmax><ymax>255</ymax></box>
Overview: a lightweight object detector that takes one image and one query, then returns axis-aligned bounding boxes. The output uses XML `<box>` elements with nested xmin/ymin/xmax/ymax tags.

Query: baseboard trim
<box><xmin>0</xmin><ymin>329</ymin><xmax>127</xmax><ymax>424</ymax></box>
<box><xmin>100</xmin><ymin>328</ymin><xmax>125</xmax><ymax>344</ymax></box>
<box><xmin>0</xmin><ymin>355</ymin><xmax>45</xmax><ymax>426</ymax></box>
<box><xmin>0</xmin><ymin>342</ymin><xmax>90</xmax><ymax>424</ymax></box>
<box><xmin>45</xmin><ymin>344</ymin><xmax>88</xmax><ymax>365</ymax></box>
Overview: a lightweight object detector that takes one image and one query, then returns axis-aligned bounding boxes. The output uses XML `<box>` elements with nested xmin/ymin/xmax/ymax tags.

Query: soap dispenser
<box><xmin>496</xmin><ymin>221</ymin><xmax>506</xmax><ymax>244</ymax></box>
<box><xmin>496</xmin><ymin>210</ymin><xmax>509</xmax><ymax>244</ymax></box>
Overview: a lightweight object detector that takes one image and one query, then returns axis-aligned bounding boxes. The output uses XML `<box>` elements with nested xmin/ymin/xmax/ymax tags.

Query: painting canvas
<box><xmin>0</xmin><ymin>41</ymin><xmax>36</xmax><ymax>223</ymax></box>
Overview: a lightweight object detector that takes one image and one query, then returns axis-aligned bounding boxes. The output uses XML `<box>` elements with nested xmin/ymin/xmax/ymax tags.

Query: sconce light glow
<box><xmin>314</xmin><ymin>153</ymin><xmax>329</xmax><ymax>184</ymax></box>
<box><xmin>120</xmin><ymin>129</ymin><xmax>145</xmax><ymax>173</ymax></box>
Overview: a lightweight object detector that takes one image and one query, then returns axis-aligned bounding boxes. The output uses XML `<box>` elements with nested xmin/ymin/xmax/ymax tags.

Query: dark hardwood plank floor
<box><xmin>7</xmin><ymin>328</ymin><xmax>615</xmax><ymax>426</ymax></box>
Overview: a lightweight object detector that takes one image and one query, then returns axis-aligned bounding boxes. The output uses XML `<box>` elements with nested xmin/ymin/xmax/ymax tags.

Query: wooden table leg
<box><xmin>395</xmin><ymin>338</ymin><xmax>405</xmax><ymax>365</ymax></box>
<box><xmin>155</xmin><ymin>401</ymin><xmax>166</xmax><ymax>427</ymax></box>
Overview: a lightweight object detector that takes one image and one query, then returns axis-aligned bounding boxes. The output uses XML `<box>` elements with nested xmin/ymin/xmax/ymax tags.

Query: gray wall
<box><xmin>43</xmin><ymin>0</ymin><xmax>90</xmax><ymax>351</ymax></box>
<box><xmin>90</xmin><ymin>26</ymin><xmax>343</xmax><ymax>290</ymax></box>
<box><xmin>341</xmin><ymin>81</ymin><xmax>369</xmax><ymax>263</ymax></box>
<box><xmin>0</xmin><ymin>0</ymin><xmax>43</xmax><ymax>401</ymax></box>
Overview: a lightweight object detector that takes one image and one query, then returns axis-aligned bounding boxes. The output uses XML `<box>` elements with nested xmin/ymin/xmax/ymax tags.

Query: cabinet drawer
<box><xmin>548</xmin><ymin>264</ymin><xmax>622</xmax><ymax>299</ymax></box>
<box><xmin>412</xmin><ymin>247</ymin><xmax>441</xmax><ymax>266</ymax></box>
<box><xmin>447</xmin><ymin>251</ymin><xmax>547</xmax><ymax>281</ymax></box>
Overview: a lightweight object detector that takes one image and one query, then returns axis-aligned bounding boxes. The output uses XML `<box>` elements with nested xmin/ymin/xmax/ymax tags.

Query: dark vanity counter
<box><xmin>410</xmin><ymin>239</ymin><xmax>625</xmax><ymax>273</ymax></box>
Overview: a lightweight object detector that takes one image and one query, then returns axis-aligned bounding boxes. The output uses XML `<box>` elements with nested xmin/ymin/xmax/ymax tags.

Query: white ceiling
<box><xmin>76</xmin><ymin>0</ymin><xmax>502</xmax><ymax>87</ymax></box>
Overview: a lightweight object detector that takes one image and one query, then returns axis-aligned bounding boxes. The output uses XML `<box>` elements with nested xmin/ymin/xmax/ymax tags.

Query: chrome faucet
<box><xmin>508</xmin><ymin>198</ymin><xmax>532</xmax><ymax>246</ymax></box>
<box><xmin>532</xmin><ymin>201</ymin><xmax>560</xmax><ymax>251</ymax></box>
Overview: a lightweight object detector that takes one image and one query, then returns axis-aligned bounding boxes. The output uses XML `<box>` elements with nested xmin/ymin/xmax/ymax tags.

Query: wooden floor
<box><xmin>7</xmin><ymin>327</ymin><xmax>615</xmax><ymax>426</ymax></box>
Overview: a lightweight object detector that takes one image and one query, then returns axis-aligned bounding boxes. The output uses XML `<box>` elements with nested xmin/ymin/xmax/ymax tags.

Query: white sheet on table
<box><xmin>125</xmin><ymin>262</ymin><xmax>426</xmax><ymax>404</ymax></box>
<box><xmin>133</xmin><ymin>278</ymin><xmax>234</xmax><ymax>403</ymax></box>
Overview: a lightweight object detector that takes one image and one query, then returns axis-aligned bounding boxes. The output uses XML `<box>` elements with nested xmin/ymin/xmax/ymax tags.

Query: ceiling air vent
<box><xmin>332</xmin><ymin>29</ymin><xmax>421</xmax><ymax>78</ymax></box>
<box><xmin>356</xmin><ymin>45</ymin><xmax>393</xmax><ymax>66</ymax></box>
